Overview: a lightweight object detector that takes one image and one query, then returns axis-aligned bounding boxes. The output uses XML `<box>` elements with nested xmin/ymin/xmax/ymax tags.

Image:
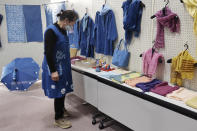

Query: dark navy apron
<box><xmin>42</xmin><ymin>25</ymin><xmax>73</xmax><ymax>98</ymax></box>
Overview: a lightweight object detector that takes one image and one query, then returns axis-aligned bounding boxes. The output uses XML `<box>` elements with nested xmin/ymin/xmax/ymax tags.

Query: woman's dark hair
<box><xmin>57</xmin><ymin>10</ymin><xmax>78</xmax><ymax>22</ymax></box>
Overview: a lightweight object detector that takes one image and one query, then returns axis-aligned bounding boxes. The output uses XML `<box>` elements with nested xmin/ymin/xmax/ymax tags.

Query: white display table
<box><xmin>71</xmin><ymin>65</ymin><xmax>197</xmax><ymax>131</ymax></box>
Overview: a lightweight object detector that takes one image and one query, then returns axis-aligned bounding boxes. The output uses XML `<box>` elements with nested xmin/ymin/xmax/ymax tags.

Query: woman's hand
<box><xmin>51</xmin><ymin>71</ymin><xmax>59</xmax><ymax>81</ymax></box>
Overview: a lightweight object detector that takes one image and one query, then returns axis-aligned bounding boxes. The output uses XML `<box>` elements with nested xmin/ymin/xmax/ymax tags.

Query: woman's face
<box><xmin>63</xmin><ymin>19</ymin><xmax>76</xmax><ymax>29</ymax></box>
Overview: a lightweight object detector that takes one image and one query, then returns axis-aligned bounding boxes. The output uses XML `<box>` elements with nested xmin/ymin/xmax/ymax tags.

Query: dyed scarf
<box><xmin>155</xmin><ymin>7</ymin><xmax>180</xmax><ymax>49</ymax></box>
<box><xmin>122</xmin><ymin>0</ymin><xmax>143</xmax><ymax>44</ymax></box>
<box><xmin>183</xmin><ymin>0</ymin><xmax>197</xmax><ymax>35</ymax></box>
<box><xmin>82</xmin><ymin>14</ymin><xmax>89</xmax><ymax>32</ymax></box>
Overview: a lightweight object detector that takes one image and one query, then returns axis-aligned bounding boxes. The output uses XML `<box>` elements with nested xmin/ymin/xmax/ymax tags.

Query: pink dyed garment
<box><xmin>142</xmin><ymin>48</ymin><xmax>163</xmax><ymax>77</ymax></box>
<box><xmin>155</xmin><ymin>7</ymin><xmax>180</xmax><ymax>48</ymax></box>
<box><xmin>150</xmin><ymin>82</ymin><xmax>179</xmax><ymax>96</ymax></box>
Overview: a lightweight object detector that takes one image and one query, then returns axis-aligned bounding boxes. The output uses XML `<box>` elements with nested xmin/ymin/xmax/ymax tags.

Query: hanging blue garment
<box><xmin>23</xmin><ymin>5</ymin><xmax>43</xmax><ymax>42</ymax></box>
<box><xmin>68</xmin><ymin>19</ymin><xmax>80</xmax><ymax>49</ymax></box>
<box><xmin>68</xmin><ymin>30</ymin><xmax>74</xmax><ymax>47</ymax></box>
<box><xmin>122</xmin><ymin>0</ymin><xmax>143</xmax><ymax>44</ymax></box>
<box><xmin>79</xmin><ymin>15</ymin><xmax>95</xmax><ymax>58</ymax></box>
<box><xmin>5</xmin><ymin>5</ymin><xmax>26</xmax><ymax>43</ymax></box>
<box><xmin>42</xmin><ymin>25</ymin><xmax>73</xmax><ymax>98</ymax></box>
<box><xmin>44</xmin><ymin>2</ymin><xmax>66</xmax><ymax>27</ymax></box>
<box><xmin>73</xmin><ymin>19</ymin><xmax>80</xmax><ymax>49</ymax></box>
<box><xmin>93</xmin><ymin>5</ymin><xmax>118</xmax><ymax>56</ymax></box>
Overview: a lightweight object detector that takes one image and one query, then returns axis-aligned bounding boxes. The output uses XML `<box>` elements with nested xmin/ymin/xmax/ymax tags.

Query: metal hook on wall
<box><xmin>85</xmin><ymin>8</ymin><xmax>88</xmax><ymax>14</ymax></box>
<box><xmin>184</xmin><ymin>41</ymin><xmax>189</xmax><ymax>51</ymax></box>
<box><xmin>164</xmin><ymin>0</ymin><xmax>169</xmax><ymax>7</ymax></box>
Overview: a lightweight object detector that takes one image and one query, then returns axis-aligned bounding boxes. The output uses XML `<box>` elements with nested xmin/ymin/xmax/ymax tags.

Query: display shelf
<box><xmin>71</xmin><ymin>65</ymin><xmax>197</xmax><ymax>120</ymax></box>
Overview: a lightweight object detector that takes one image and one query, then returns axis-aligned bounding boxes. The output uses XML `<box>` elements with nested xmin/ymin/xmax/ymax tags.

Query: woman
<box><xmin>42</xmin><ymin>10</ymin><xmax>78</xmax><ymax>129</ymax></box>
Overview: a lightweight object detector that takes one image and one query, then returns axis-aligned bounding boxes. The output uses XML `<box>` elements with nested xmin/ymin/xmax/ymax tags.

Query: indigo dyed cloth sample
<box><xmin>23</xmin><ymin>5</ymin><xmax>43</xmax><ymax>42</ymax></box>
<box><xmin>5</xmin><ymin>5</ymin><xmax>26</xmax><ymax>43</ymax></box>
<box><xmin>44</xmin><ymin>2</ymin><xmax>66</xmax><ymax>27</ymax></box>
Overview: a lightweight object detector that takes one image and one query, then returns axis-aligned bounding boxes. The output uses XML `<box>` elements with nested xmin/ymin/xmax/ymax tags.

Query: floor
<box><xmin>0</xmin><ymin>81</ymin><xmax>132</xmax><ymax>131</ymax></box>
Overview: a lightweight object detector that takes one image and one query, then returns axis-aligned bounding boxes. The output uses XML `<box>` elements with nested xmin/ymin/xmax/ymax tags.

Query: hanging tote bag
<box><xmin>112</xmin><ymin>39</ymin><xmax>130</xmax><ymax>67</ymax></box>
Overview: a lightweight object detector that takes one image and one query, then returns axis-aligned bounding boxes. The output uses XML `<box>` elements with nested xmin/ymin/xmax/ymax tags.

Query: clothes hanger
<box><xmin>140</xmin><ymin>40</ymin><xmax>162</xmax><ymax>63</ymax></box>
<box><xmin>167</xmin><ymin>42</ymin><xmax>188</xmax><ymax>63</ymax></box>
<box><xmin>184</xmin><ymin>42</ymin><xmax>189</xmax><ymax>52</ymax></box>
<box><xmin>167</xmin><ymin>42</ymin><xmax>197</xmax><ymax>67</ymax></box>
<box><xmin>150</xmin><ymin>0</ymin><xmax>169</xmax><ymax>19</ymax></box>
<box><xmin>85</xmin><ymin>8</ymin><xmax>88</xmax><ymax>15</ymax></box>
<box><xmin>162</xmin><ymin>0</ymin><xmax>169</xmax><ymax>16</ymax></box>
<box><xmin>140</xmin><ymin>1</ymin><xmax>146</xmax><ymax>8</ymax></box>
<box><xmin>103</xmin><ymin>0</ymin><xmax>107</xmax><ymax>8</ymax></box>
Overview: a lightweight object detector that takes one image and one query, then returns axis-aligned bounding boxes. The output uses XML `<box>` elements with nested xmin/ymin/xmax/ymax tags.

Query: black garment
<box><xmin>44</xmin><ymin>23</ymin><xmax>67</xmax><ymax>73</ymax></box>
<box><xmin>0</xmin><ymin>14</ymin><xmax>3</xmax><ymax>48</ymax></box>
<box><xmin>54</xmin><ymin>95</ymin><xmax>65</xmax><ymax>120</ymax></box>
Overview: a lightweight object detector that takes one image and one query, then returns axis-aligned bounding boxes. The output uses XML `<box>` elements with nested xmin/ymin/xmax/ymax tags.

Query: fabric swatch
<box><xmin>5</xmin><ymin>5</ymin><xmax>26</xmax><ymax>43</ymax></box>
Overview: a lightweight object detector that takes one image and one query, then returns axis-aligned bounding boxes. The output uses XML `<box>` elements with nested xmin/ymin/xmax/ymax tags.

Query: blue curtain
<box><xmin>5</xmin><ymin>5</ymin><xmax>26</xmax><ymax>43</ymax></box>
<box><xmin>23</xmin><ymin>5</ymin><xmax>43</xmax><ymax>42</ymax></box>
<box><xmin>44</xmin><ymin>2</ymin><xmax>66</xmax><ymax>27</ymax></box>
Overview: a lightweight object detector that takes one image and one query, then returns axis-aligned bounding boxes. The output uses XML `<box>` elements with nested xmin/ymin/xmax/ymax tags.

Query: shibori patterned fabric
<box><xmin>5</xmin><ymin>5</ymin><xmax>43</xmax><ymax>43</ymax></box>
<box><xmin>5</xmin><ymin>5</ymin><xmax>26</xmax><ymax>43</ymax></box>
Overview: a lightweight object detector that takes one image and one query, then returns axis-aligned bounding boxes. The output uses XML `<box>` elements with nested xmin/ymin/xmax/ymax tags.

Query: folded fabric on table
<box><xmin>110</xmin><ymin>72</ymin><xmax>141</xmax><ymax>84</ymax></box>
<box><xmin>99</xmin><ymin>71</ymin><xmax>119</xmax><ymax>79</ymax></box>
<box><xmin>136</xmin><ymin>79</ymin><xmax>162</xmax><ymax>92</ymax></box>
<box><xmin>125</xmin><ymin>76</ymin><xmax>152</xmax><ymax>87</ymax></box>
<box><xmin>112</xmin><ymin>68</ymin><xmax>132</xmax><ymax>75</ymax></box>
<box><xmin>185</xmin><ymin>96</ymin><xmax>197</xmax><ymax>109</ymax></box>
<box><xmin>166</xmin><ymin>87</ymin><xmax>197</xmax><ymax>102</ymax></box>
<box><xmin>150</xmin><ymin>82</ymin><xmax>179</xmax><ymax>96</ymax></box>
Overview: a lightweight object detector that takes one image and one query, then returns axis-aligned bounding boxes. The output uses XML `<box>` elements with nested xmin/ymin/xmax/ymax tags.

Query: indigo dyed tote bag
<box><xmin>112</xmin><ymin>39</ymin><xmax>130</xmax><ymax>67</ymax></box>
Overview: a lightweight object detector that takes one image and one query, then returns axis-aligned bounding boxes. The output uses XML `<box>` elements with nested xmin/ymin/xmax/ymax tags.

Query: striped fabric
<box><xmin>171</xmin><ymin>51</ymin><xmax>197</xmax><ymax>86</ymax></box>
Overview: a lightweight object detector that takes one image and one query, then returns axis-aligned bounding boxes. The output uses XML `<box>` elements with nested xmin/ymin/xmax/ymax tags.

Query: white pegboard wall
<box><xmin>67</xmin><ymin>0</ymin><xmax>197</xmax><ymax>90</ymax></box>
<box><xmin>153</xmin><ymin>0</ymin><xmax>197</xmax><ymax>90</ymax></box>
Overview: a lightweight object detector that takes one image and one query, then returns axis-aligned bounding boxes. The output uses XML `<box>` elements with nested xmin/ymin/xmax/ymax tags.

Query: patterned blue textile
<box><xmin>44</xmin><ymin>2</ymin><xmax>66</xmax><ymax>27</ymax></box>
<box><xmin>5</xmin><ymin>5</ymin><xmax>26</xmax><ymax>43</ymax></box>
<box><xmin>23</xmin><ymin>5</ymin><xmax>43</xmax><ymax>42</ymax></box>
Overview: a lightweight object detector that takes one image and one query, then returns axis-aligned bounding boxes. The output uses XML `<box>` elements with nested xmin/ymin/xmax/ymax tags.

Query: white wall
<box><xmin>0</xmin><ymin>0</ymin><xmax>197</xmax><ymax>90</ymax></box>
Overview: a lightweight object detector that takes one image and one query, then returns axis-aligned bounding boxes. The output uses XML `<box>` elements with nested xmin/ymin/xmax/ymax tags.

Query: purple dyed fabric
<box><xmin>150</xmin><ymin>82</ymin><xmax>179</xmax><ymax>96</ymax></box>
<box><xmin>136</xmin><ymin>79</ymin><xmax>162</xmax><ymax>92</ymax></box>
<box><xmin>155</xmin><ymin>7</ymin><xmax>180</xmax><ymax>49</ymax></box>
